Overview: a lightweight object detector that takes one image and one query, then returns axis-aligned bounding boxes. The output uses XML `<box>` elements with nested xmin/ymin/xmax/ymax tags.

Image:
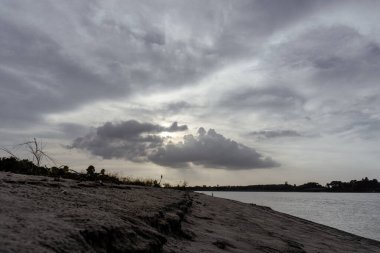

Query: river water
<box><xmin>198</xmin><ymin>191</ymin><xmax>380</xmax><ymax>241</ymax></box>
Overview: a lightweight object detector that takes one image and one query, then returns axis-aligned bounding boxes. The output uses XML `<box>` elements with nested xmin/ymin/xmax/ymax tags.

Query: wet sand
<box><xmin>1</xmin><ymin>171</ymin><xmax>379</xmax><ymax>252</ymax></box>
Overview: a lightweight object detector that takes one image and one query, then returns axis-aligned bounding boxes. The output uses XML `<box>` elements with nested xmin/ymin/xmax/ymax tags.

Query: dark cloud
<box><xmin>70</xmin><ymin>120</ymin><xmax>187</xmax><ymax>161</ymax></box>
<box><xmin>96</xmin><ymin>120</ymin><xmax>187</xmax><ymax>139</ymax></box>
<box><xmin>71</xmin><ymin>122</ymin><xmax>279</xmax><ymax>170</ymax></box>
<box><xmin>149</xmin><ymin>128</ymin><xmax>279</xmax><ymax>170</ymax></box>
<box><xmin>0</xmin><ymin>15</ymin><xmax>121</xmax><ymax>128</ymax></box>
<box><xmin>71</xmin><ymin>132</ymin><xmax>164</xmax><ymax>162</ymax></box>
<box><xmin>248</xmin><ymin>130</ymin><xmax>303</xmax><ymax>139</ymax></box>
<box><xmin>167</xmin><ymin>122</ymin><xmax>188</xmax><ymax>132</ymax></box>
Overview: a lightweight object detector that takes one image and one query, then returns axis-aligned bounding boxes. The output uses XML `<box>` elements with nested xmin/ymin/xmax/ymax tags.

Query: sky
<box><xmin>1</xmin><ymin>0</ymin><xmax>380</xmax><ymax>186</ymax></box>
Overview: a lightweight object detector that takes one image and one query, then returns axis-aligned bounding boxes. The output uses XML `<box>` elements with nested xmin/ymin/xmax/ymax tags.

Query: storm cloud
<box><xmin>71</xmin><ymin>121</ymin><xmax>278</xmax><ymax>170</ymax></box>
<box><xmin>70</xmin><ymin>120</ymin><xmax>187</xmax><ymax>162</ymax></box>
<box><xmin>149</xmin><ymin>128</ymin><xmax>279</xmax><ymax>169</ymax></box>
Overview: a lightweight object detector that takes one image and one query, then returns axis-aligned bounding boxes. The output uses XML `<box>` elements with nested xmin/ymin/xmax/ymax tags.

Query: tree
<box><xmin>100</xmin><ymin>169</ymin><xmax>105</xmax><ymax>175</ymax></box>
<box><xmin>87</xmin><ymin>165</ymin><xmax>95</xmax><ymax>175</ymax></box>
<box><xmin>62</xmin><ymin>166</ymin><xmax>69</xmax><ymax>174</ymax></box>
<box><xmin>1</xmin><ymin>138</ymin><xmax>56</xmax><ymax>167</ymax></box>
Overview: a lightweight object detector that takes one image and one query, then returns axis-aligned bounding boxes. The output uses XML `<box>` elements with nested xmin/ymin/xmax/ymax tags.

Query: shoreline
<box><xmin>1</xmin><ymin>171</ymin><xmax>380</xmax><ymax>252</ymax></box>
<box><xmin>197</xmin><ymin>190</ymin><xmax>380</xmax><ymax>193</ymax></box>
<box><xmin>199</xmin><ymin>190</ymin><xmax>380</xmax><ymax>241</ymax></box>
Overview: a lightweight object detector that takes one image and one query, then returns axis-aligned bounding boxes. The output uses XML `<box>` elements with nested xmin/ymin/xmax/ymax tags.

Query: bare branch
<box><xmin>1</xmin><ymin>138</ymin><xmax>56</xmax><ymax>167</ymax></box>
<box><xmin>0</xmin><ymin>147</ymin><xmax>18</xmax><ymax>159</ymax></box>
<box><xmin>39</xmin><ymin>150</ymin><xmax>57</xmax><ymax>166</ymax></box>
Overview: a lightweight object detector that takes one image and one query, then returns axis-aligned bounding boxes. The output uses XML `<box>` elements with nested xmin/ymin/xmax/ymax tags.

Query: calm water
<box><xmin>199</xmin><ymin>191</ymin><xmax>380</xmax><ymax>241</ymax></box>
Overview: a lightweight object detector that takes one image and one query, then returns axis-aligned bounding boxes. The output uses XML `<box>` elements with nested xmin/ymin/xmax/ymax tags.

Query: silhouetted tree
<box><xmin>1</xmin><ymin>138</ymin><xmax>55</xmax><ymax>167</ymax></box>
<box><xmin>87</xmin><ymin>165</ymin><xmax>95</xmax><ymax>175</ymax></box>
<box><xmin>62</xmin><ymin>166</ymin><xmax>69</xmax><ymax>174</ymax></box>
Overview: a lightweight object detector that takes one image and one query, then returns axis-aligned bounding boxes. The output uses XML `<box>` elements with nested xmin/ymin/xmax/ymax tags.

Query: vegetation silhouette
<box><xmin>1</xmin><ymin>155</ymin><xmax>378</xmax><ymax>192</ymax></box>
<box><xmin>0</xmin><ymin>156</ymin><xmax>166</xmax><ymax>187</ymax></box>
<box><xmin>188</xmin><ymin>179</ymin><xmax>380</xmax><ymax>193</ymax></box>
<box><xmin>1</xmin><ymin>138</ymin><xmax>56</xmax><ymax>167</ymax></box>
<box><xmin>0</xmin><ymin>138</ymin><xmax>170</xmax><ymax>187</ymax></box>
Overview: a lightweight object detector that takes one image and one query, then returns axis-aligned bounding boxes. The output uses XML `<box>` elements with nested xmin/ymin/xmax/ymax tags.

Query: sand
<box><xmin>1</xmin><ymin>171</ymin><xmax>379</xmax><ymax>253</ymax></box>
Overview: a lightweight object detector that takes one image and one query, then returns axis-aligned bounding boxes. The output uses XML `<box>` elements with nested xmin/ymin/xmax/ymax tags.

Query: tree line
<box><xmin>188</xmin><ymin>178</ymin><xmax>380</xmax><ymax>193</ymax></box>
<box><xmin>1</xmin><ymin>155</ymin><xmax>378</xmax><ymax>192</ymax></box>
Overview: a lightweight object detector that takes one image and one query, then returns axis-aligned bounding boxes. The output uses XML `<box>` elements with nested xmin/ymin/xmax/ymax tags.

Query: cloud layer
<box><xmin>0</xmin><ymin>0</ymin><xmax>325</xmax><ymax>128</ymax></box>
<box><xmin>2</xmin><ymin>1</ymin><xmax>379</xmax><ymax>139</ymax></box>
<box><xmin>71</xmin><ymin>121</ymin><xmax>278</xmax><ymax>170</ymax></box>
<box><xmin>1</xmin><ymin>1</ymin><xmax>380</xmax><ymax>183</ymax></box>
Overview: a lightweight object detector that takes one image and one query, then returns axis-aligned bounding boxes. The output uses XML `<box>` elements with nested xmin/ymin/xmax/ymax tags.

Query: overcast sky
<box><xmin>1</xmin><ymin>0</ymin><xmax>380</xmax><ymax>186</ymax></box>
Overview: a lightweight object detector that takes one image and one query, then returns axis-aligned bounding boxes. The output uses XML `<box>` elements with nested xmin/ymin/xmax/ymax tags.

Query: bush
<box><xmin>0</xmin><ymin>156</ymin><xmax>167</xmax><ymax>188</ymax></box>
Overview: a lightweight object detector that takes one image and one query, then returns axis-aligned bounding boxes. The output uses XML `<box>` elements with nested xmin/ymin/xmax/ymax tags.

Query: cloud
<box><xmin>218</xmin><ymin>86</ymin><xmax>306</xmax><ymax>116</ymax></box>
<box><xmin>96</xmin><ymin>120</ymin><xmax>188</xmax><ymax>139</ymax></box>
<box><xmin>166</xmin><ymin>122</ymin><xmax>189</xmax><ymax>132</ymax></box>
<box><xmin>149</xmin><ymin>128</ymin><xmax>279</xmax><ymax>170</ymax></box>
<box><xmin>259</xmin><ymin>25</ymin><xmax>380</xmax><ymax>139</ymax></box>
<box><xmin>0</xmin><ymin>0</ymin><xmax>324</xmax><ymax>130</ymax></box>
<box><xmin>248</xmin><ymin>130</ymin><xmax>303</xmax><ymax>139</ymax></box>
<box><xmin>70</xmin><ymin>120</ymin><xmax>187</xmax><ymax>161</ymax></box>
<box><xmin>71</xmin><ymin>121</ymin><xmax>279</xmax><ymax>170</ymax></box>
<box><xmin>0</xmin><ymin>15</ymin><xmax>119</xmax><ymax>128</ymax></box>
<box><xmin>2</xmin><ymin>0</ymin><xmax>380</xmax><ymax>183</ymax></box>
<box><xmin>267</xmin><ymin>25</ymin><xmax>380</xmax><ymax>89</ymax></box>
<box><xmin>163</xmin><ymin>101</ymin><xmax>193</xmax><ymax>114</ymax></box>
<box><xmin>210</xmin><ymin>22</ymin><xmax>380</xmax><ymax>140</ymax></box>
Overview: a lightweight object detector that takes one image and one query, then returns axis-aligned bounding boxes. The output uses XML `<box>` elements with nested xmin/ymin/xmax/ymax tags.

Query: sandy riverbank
<box><xmin>1</xmin><ymin>171</ymin><xmax>379</xmax><ymax>253</ymax></box>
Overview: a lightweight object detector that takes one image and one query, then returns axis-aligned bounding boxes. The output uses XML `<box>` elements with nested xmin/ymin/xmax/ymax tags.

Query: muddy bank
<box><xmin>0</xmin><ymin>172</ymin><xmax>379</xmax><ymax>253</ymax></box>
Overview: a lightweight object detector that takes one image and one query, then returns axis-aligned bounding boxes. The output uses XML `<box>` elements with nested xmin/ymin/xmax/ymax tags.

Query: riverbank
<box><xmin>199</xmin><ymin>191</ymin><xmax>380</xmax><ymax>241</ymax></box>
<box><xmin>1</xmin><ymin>172</ymin><xmax>380</xmax><ymax>252</ymax></box>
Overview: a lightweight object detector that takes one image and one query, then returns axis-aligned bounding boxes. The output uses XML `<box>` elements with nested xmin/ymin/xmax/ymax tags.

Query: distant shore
<box><xmin>195</xmin><ymin>189</ymin><xmax>380</xmax><ymax>193</ymax></box>
<box><xmin>1</xmin><ymin>171</ymin><xmax>380</xmax><ymax>253</ymax></box>
<box><xmin>187</xmin><ymin>178</ymin><xmax>380</xmax><ymax>193</ymax></box>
